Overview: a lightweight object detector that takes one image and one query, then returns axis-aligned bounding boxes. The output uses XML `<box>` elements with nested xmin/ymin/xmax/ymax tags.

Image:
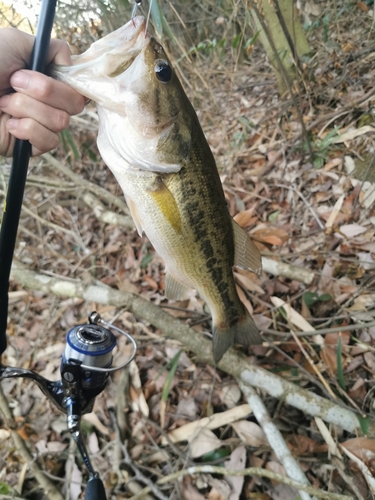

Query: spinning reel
<box><xmin>0</xmin><ymin>312</ymin><xmax>137</xmax><ymax>499</ymax></box>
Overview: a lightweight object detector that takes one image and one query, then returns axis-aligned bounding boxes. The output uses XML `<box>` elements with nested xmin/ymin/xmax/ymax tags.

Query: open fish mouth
<box><xmin>51</xmin><ymin>16</ymin><xmax>149</xmax><ymax>105</ymax></box>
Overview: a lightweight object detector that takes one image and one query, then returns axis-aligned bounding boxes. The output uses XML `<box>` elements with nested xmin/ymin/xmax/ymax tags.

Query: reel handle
<box><xmin>85</xmin><ymin>477</ymin><xmax>107</xmax><ymax>500</ymax></box>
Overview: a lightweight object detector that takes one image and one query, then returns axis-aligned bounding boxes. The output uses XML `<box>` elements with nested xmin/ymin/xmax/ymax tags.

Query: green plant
<box><xmin>302</xmin><ymin>128</ymin><xmax>340</xmax><ymax>169</ymax></box>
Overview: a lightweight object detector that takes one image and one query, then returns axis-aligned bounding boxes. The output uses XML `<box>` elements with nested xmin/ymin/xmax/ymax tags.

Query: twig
<box><xmin>238</xmin><ymin>382</ymin><xmax>313</xmax><ymax>500</ymax></box>
<box><xmin>261</xmin><ymin>256</ymin><xmax>315</xmax><ymax>284</ymax></box>
<box><xmin>122</xmin><ymin>440</ymin><xmax>169</xmax><ymax>500</ymax></box>
<box><xmin>111</xmin><ymin>412</ymin><xmax>169</xmax><ymax>500</ymax></box>
<box><xmin>128</xmin><ymin>465</ymin><xmax>352</xmax><ymax>500</ymax></box>
<box><xmin>81</xmin><ymin>191</ymin><xmax>134</xmax><ymax>228</ymax></box>
<box><xmin>273</xmin><ymin>183</ymin><xmax>325</xmax><ymax>230</ymax></box>
<box><xmin>0</xmin><ymin>385</ymin><xmax>64</xmax><ymax>500</ymax></box>
<box><xmin>264</xmin><ymin>319</ymin><xmax>375</xmax><ymax>337</ymax></box>
<box><xmin>10</xmin><ymin>267</ymin><xmax>375</xmax><ymax>438</ymax></box>
<box><xmin>42</xmin><ymin>152</ymin><xmax>130</xmax><ymax>214</ymax></box>
<box><xmin>289</xmin><ymin>328</ymin><xmax>337</xmax><ymax>400</ymax></box>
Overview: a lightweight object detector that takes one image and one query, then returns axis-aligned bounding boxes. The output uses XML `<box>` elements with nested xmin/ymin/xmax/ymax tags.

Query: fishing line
<box><xmin>145</xmin><ymin>0</ymin><xmax>154</xmax><ymax>34</ymax></box>
<box><xmin>132</xmin><ymin>0</ymin><xmax>142</xmax><ymax>21</ymax></box>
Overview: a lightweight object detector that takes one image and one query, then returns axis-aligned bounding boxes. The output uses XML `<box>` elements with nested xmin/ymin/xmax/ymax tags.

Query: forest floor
<box><xmin>2</xmin><ymin>2</ymin><xmax>375</xmax><ymax>500</ymax></box>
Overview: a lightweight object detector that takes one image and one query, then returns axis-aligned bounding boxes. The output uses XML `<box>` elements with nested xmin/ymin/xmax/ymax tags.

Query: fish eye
<box><xmin>154</xmin><ymin>60</ymin><xmax>172</xmax><ymax>83</ymax></box>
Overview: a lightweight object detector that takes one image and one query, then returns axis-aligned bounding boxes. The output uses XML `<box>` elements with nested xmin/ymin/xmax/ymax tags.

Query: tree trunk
<box><xmin>250</xmin><ymin>0</ymin><xmax>311</xmax><ymax>93</ymax></box>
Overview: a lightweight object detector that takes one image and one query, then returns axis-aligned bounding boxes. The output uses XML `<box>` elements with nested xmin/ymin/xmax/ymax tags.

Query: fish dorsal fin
<box><xmin>165</xmin><ymin>272</ymin><xmax>191</xmax><ymax>300</ymax></box>
<box><xmin>147</xmin><ymin>178</ymin><xmax>182</xmax><ymax>234</ymax></box>
<box><xmin>125</xmin><ymin>195</ymin><xmax>144</xmax><ymax>236</ymax></box>
<box><xmin>232</xmin><ymin>219</ymin><xmax>262</xmax><ymax>274</ymax></box>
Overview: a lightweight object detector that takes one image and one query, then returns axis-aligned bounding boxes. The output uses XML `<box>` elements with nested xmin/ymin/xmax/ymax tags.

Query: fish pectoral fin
<box><xmin>157</xmin><ymin>121</ymin><xmax>191</xmax><ymax>167</ymax></box>
<box><xmin>148</xmin><ymin>179</ymin><xmax>182</xmax><ymax>234</ymax></box>
<box><xmin>232</xmin><ymin>219</ymin><xmax>262</xmax><ymax>274</ymax></box>
<box><xmin>165</xmin><ymin>272</ymin><xmax>191</xmax><ymax>300</ymax></box>
<box><xmin>125</xmin><ymin>195</ymin><xmax>144</xmax><ymax>236</ymax></box>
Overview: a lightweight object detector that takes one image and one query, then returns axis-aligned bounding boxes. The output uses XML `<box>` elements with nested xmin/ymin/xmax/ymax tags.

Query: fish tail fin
<box><xmin>212</xmin><ymin>311</ymin><xmax>262</xmax><ymax>363</ymax></box>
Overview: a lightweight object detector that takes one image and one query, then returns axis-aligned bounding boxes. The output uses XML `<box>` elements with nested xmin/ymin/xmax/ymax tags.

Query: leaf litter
<box><xmin>1</xmin><ymin>2</ymin><xmax>375</xmax><ymax>499</ymax></box>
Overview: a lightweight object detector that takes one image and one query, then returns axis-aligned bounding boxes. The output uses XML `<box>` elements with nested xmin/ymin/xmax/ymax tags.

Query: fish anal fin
<box><xmin>232</xmin><ymin>219</ymin><xmax>262</xmax><ymax>275</ymax></box>
<box><xmin>212</xmin><ymin>312</ymin><xmax>262</xmax><ymax>363</ymax></box>
<box><xmin>148</xmin><ymin>179</ymin><xmax>182</xmax><ymax>234</ymax></box>
<box><xmin>125</xmin><ymin>195</ymin><xmax>143</xmax><ymax>236</ymax></box>
<box><xmin>165</xmin><ymin>272</ymin><xmax>191</xmax><ymax>300</ymax></box>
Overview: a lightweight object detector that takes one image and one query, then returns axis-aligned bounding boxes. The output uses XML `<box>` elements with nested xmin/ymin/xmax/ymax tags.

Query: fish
<box><xmin>52</xmin><ymin>16</ymin><xmax>263</xmax><ymax>362</ymax></box>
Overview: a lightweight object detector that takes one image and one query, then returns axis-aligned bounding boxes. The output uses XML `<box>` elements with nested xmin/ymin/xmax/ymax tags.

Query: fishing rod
<box><xmin>0</xmin><ymin>1</ymin><xmax>137</xmax><ymax>498</ymax></box>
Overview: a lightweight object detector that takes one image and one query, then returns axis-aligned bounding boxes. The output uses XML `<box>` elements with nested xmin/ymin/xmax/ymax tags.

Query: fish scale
<box><xmin>52</xmin><ymin>16</ymin><xmax>263</xmax><ymax>362</ymax></box>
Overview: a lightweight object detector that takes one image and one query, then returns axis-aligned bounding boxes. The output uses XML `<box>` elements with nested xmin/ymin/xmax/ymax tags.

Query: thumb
<box><xmin>48</xmin><ymin>38</ymin><xmax>73</xmax><ymax>66</ymax></box>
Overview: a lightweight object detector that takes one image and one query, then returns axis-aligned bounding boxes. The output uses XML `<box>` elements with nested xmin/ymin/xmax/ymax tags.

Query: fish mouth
<box><xmin>51</xmin><ymin>16</ymin><xmax>149</xmax><ymax>101</ymax></box>
<box><xmin>69</xmin><ymin>16</ymin><xmax>147</xmax><ymax>67</ymax></box>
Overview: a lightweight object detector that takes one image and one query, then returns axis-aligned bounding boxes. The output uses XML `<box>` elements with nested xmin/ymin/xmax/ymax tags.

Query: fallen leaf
<box><xmin>348</xmin><ymin>377</ymin><xmax>366</xmax><ymax>403</ymax></box>
<box><xmin>341</xmin><ymin>445</ymin><xmax>375</xmax><ymax>494</ymax></box>
<box><xmin>82</xmin><ymin>413</ymin><xmax>110</xmax><ymax>436</ymax></box>
<box><xmin>221</xmin><ymin>384</ymin><xmax>241</xmax><ymax>409</ymax></box>
<box><xmin>265</xmin><ymin>461</ymin><xmax>286</xmax><ymax>485</ymax></box>
<box><xmin>232</xmin><ymin>421</ymin><xmax>268</xmax><ymax>447</ymax></box>
<box><xmin>66</xmin><ymin>459</ymin><xmax>82</xmax><ymax>500</ymax></box>
<box><xmin>251</xmin><ymin>228</ymin><xmax>289</xmax><ymax>246</ymax></box>
<box><xmin>339</xmin><ymin>224</ymin><xmax>367</xmax><ymax>238</ymax></box>
<box><xmin>224</xmin><ymin>446</ymin><xmax>247</xmax><ymax>500</ymax></box>
<box><xmin>325</xmin><ymin>194</ymin><xmax>345</xmax><ymax>229</ymax></box>
<box><xmin>342</xmin><ymin>437</ymin><xmax>375</xmax><ymax>459</ymax></box>
<box><xmin>189</xmin><ymin>428</ymin><xmax>223</xmax><ymax>458</ymax></box>
<box><xmin>182</xmin><ymin>482</ymin><xmax>206</xmax><ymax>500</ymax></box>
<box><xmin>163</xmin><ymin>404</ymin><xmax>252</xmax><ymax>444</ymax></box>
<box><xmin>0</xmin><ymin>429</ymin><xmax>10</xmax><ymax>441</ymax></box>
<box><xmin>234</xmin><ymin>206</ymin><xmax>256</xmax><ymax>227</ymax></box>
<box><xmin>287</xmin><ymin>432</ymin><xmax>329</xmax><ymax>456</ymax></box>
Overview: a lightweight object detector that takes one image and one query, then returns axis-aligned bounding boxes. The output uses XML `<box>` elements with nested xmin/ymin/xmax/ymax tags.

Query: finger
<box><xmin>10</xmin><ymin>70</ymin><xmax>85</xmax><ymax>116</ymax></box>
<box><xmin>0</xmin><ymin>93</ymin><xmax>70</xmax><ymax>133</ymax></box>
<box><xmin>48</xmin><ymin>38</ymin><xmax>73</xmax><ymax>66</ymax></box>
<box><xmin>7</xmin><ymin>118</ymin><xmax>60</xmax><ymax>154</ymax></box>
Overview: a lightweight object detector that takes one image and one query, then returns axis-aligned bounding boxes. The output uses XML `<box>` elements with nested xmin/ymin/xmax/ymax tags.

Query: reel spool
<box><xmin>61</xmin><ymin>312</ymin><xmax>137</xmax><ymax>398</ymax></box>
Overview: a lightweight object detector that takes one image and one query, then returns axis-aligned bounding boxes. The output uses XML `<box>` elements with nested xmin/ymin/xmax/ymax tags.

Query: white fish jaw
<box><xmin>52</xmin><ymin>16</ymin><xmax>149</xmax><ymax>111</ymax></box>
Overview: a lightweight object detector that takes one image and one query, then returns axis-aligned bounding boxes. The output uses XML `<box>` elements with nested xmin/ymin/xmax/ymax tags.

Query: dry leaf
<box><xmin>82</xmin><ymin>413</ymin><xmax>110</xmax><ymax>436</ymax></box>
<box><xmin>314</xmin><ymin>417</ymin><xmax>341</xmax><ymax>458</ymax></box>
<box><xmin>232</xmin><ymin>421</ymin><xmax>268</xmax><ymax>447</ymax></box>
<box><xmin>325</xmin><ymin>194</ymin><xmax>345</xmax><ymax>229</ymax></box>
<box><xmin>287</xmin><ymin>432</ymin><xmax>329</xmax><ymax>456</ymax></box>
<box><xmin>348</xmin><ymin>377</ymin><xmax>366</xmax><ymax>403</ymax></box>
<box><xmin>357</xmin><ymin>1</ymin><xmax>369</xmax><ymax>12</ymax></box>
<box><xmin>339</xmin><ymin>224</ymin><xmax>367</xmax><ymax>238</ymax></box>
<box><xmin>270</xmin><ymin>296</ymin><xmax>324</xmax><ymax>345</ymax></box>
<box><xmin>163</xmin><ymin>404</ymin><xmax>252</xmax><ymax>444</ymax></box>
<box><xmin>234</xmin><ymin>271</ymin><xmax>264</xmax><ymax>294</ymax></box>
<box><xmin>0</xmin><ymin>429</ymin><xmax>10</xmax><ymax>440</ymax></box>
<box><xmin>221</xmin><ymin>384</ymin><xmax>241</xmax><ymax>409</ymax></box>
<box><xmin>342</xmin><ymin>437</ymin><xmax>375</xmax><ymax>459</ymax></box>
<box><xmin>224</xmin><ymin>446</ymin><xmax>247</xmax><ymax>500</ymax></box>
<box><xmin>236</xmin><ymin>285</ymin><xmax>254</xmax><ymax>315</ymax></box>
<box><xmin>182</xmin><ymin>482</ymin><xmax>206</xmax><ymax>500</ymax></box>
<box><xmin>265</xmin><ymin>461</ymin><xmax>286</xmax><ymax>485</ymax></box>
<box><xmin>251</xmin><ymin>228</ymin><xmax>289</xmax><ymax>246</ymax></box>
<box><xmin>341</xmin><ymin>445</ymin><xmax>375</xmax><ymax>494</ymax></box>
<box><xmin>189</xmin><ymin>428</ymin><xmax>223</xmax><ymax>458</ymax></box>
<box><xmin>234</xmin><ymin>206</ymin><xmax>256</xmax><ymax>227</ymax></box>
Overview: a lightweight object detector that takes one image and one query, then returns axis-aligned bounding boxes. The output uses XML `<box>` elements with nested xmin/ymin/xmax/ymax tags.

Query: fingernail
<box><xmin>11</xmin><ymin>70</ymin><xmax>29</xmax><ymax>90</ymax></box>
<box><xmin>0</xmin><ymin>94</ymin><xmax>10</xmax><ymax>108</ymax></box>
<box><xmin>7</xmin><ymin>118</ymin><xmax>18</xmax><ymax>130</ymax></box>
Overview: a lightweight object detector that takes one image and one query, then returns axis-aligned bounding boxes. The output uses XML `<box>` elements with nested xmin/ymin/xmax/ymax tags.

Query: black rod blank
<box><xmin>0</xmin><ymin>0</ymin><xmax>57</xmax><ymax>355</ymax></box>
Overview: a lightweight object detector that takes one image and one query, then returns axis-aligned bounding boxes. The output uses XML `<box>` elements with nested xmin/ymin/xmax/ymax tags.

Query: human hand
<box><xmin>0</xmin><ymin>28</ymin><xmax>86</xmax><ymax>157</ymax></box>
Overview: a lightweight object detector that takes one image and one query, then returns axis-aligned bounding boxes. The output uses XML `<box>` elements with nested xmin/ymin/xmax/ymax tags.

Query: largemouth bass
<box><xmin>53</xmin><ymin>17</ymin><xmax>262</xmax><ymax>362</ymax></box>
